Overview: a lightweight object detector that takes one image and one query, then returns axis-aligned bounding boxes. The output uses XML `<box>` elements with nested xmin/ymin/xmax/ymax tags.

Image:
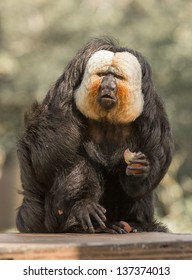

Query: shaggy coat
<box><xmin>16</xmin><ymin>38</ymin><xmax>173</xmax><ymax>233</ymax></box>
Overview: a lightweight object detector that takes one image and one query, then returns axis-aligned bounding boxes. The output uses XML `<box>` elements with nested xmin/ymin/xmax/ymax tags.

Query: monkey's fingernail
<box><xmin>102</xmin><ymin>207</ymin><xmax>107</xmax><ymax>213</ymax></box>
<box><xmin>101</xmin><ymin>224</ymin><xmax>106</xmax><ymax>229</ymax></box>
<box><xmin>89</xmin><ymin>227</ymin><xmax>95</xmax><ymax>233</ymax></box>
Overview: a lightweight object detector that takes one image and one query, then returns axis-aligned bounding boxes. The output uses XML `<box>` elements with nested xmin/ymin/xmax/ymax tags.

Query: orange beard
<box><xmin>85</xmin><ymin>77</ymin><xmax>140</xmax><ymax>124</ymax></box>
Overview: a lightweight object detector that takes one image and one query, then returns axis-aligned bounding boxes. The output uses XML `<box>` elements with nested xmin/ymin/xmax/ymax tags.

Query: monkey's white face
<box><xmin>74</xmin><ymin>50</ymin><xmax>144</xmax><ymax>124</ymax></box>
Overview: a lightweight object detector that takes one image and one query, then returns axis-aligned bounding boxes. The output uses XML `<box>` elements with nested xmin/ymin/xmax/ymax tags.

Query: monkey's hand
<box><xmin>68</xmin><ymin>199</ymin><xmax>107</xmax><ymax>233</ymax></box>
<box><xmin>125</xmin><ymin>150</ymin><xmax>150</xmax><ymax>177</ymax></box>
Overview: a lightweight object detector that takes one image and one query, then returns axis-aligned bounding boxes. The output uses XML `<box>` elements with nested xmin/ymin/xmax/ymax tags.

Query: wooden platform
<box><xmin>0</xmin><ymin>232</ymin><xmax>192</xmax><ymax>260</ymax></box>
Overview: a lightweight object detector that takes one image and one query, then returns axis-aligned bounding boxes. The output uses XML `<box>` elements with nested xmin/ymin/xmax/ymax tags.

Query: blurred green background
<box><xmin>0</xmin><ymin>0</ymin><xmax>192</xmax><ymax>233</ymax></box>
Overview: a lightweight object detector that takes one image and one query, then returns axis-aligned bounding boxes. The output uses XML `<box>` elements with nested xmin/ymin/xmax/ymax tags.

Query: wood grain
<box><xmin>0</xmin><ymin>232</ymin><xmax>192</xmax><ymax>260</ymax></box>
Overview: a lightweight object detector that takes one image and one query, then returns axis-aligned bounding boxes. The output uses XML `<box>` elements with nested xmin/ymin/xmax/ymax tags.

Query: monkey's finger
<box><xmin>85</xmin><ymin>214</ymin><xmax>95</xmax><ymax>233</ymax></box>
<box><xmin>103</xmin><ymin>223</ymin><xmax>128</xmax><ymax>234</ymax></box>
<box><xmin>129</xmin><ymin>159</ymin><xmax>149</xmax><ymax>166</ymax></box>
<box><xmin>92</xmin><ymin>203</ymin><xmax>107</xmax><ymax>220</ymax></box>
<box><xmin>111</xmin><ymin>224</ymin><xmax>128</xmax><ymax>234</ymax></box>
<box><xmin>96</xmin><ymin>204</ymin><xmax>107</xmax><ymax>214</ymax></box>
<box><xmin>92</xmin><ymin>205</ymin><xmax>107</xmax><ymax>222</ymax></box>
<box><xmin>81</xmin><ymin>217</ymin><xmax>88</xmax><ymax>232</ymax></box>
<box><xmin>95</xmin><ymin>210</ymin><xmax>107</xmax><ymax>222</ymax></box>
<box><xmin>126</xmin><ymin>168</ymin><xmax>135</xmax><ymax>176</ymax></box>
<box><xmin>127</xmin><ymin>171</ymin><xmax>146</xmax><ymax>177</ymax></box>
<box><xmin>134</xmin><ymin>152</ymin><xmax>147</xmax><ymax>160</ymax></box>
<box><xmin>127</xmin><ymin>165</ymin><xmax>149</xmax><ymax>172</ymax></box>
<box><xmin>91</xmin><ymin>212</ymin><xmax>106</xmax><ymax>229</ymax></box>
<box><xmin>78</xmin><ymin>212</ymin><xmax>88</xmax><ymax>231</ymax></box>
<box><xmin>136</xmin><ymin>151</ymin><xmax>145</xmax><ymax>156</ymax></box>
<box><xmin>126</xmin><ymin>165</ymin><xmax>149</xmax><ymax>176</ymax></box>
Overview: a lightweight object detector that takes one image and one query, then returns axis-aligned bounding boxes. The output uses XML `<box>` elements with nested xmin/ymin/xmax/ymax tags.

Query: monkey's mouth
<box><xmin>98</xmin><ymin>93</ymin><xmax>117</xmax><ymax>110</ymax></box>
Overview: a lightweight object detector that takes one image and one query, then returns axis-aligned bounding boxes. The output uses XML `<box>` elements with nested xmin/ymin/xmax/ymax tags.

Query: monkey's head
<box><xmin>74</xmin><ymin>49</ymin><xmax>144</xmax><ymax>124</ymax></box>
<box><xmin>44</xmin><ymin>39</ymin><xmax>156</xmax><ymax>124</ymax></box>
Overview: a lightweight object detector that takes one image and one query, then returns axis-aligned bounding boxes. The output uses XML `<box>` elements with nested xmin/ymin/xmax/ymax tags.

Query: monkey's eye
<box><xmin>115</xmin><ymin>74</ymin><xmax>124</xmax><ymax>80</ymax></box>
<box><xmin>97</xmin><ymin>72</ymin><xmax>106</xmax><ymax>77</ymax></box>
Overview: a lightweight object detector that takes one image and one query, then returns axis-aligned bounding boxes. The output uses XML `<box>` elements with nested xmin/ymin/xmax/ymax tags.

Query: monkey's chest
<box><xmin>87</xmin><ymin>120</ymin><xmax>131</xmax><ymax>146</ymax></box>
<box><xmin>84</xmin><ymin>120</ymin><xmax>131</xmax><ymax>167</ymax></box>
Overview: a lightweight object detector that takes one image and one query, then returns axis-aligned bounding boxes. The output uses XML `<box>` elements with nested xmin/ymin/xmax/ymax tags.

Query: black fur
<box><xmin>16</xmin><ymin>38</ymin><xmax>173</xmax><ymax>233</ymax></box>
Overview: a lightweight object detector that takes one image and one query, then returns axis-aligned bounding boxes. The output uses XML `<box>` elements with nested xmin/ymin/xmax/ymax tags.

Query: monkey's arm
<box><xmin>120</xmin><ymin>118</ymin><xmax>173</xmax><ymax>198</ymax></box>
<box><xmin>53</xmin><ymin>159</ymin><xmax>106</xmax><ymax>233</ymax></box>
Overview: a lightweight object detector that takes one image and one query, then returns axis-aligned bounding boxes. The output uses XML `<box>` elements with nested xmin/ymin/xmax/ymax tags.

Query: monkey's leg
<box><xmin>16</xmin><ymin>143</ymin><xmax>54</xmax><ymax>233</ymax></box>
<box><xmin>16</xmin><ymin>194</ymin><xmax>47</xmax><ymax>233</ymax></box>
<box><xmin>43</xmin><ymin>192</ymin><xmax>62</xmax><ymax>233</ymax></box>
<box><xmin>17</xmin><ymin>192</ymin><xmax>61</xmax><ymax>233</ymax></box>
<box><xmin>118</xmin><ymin>192</ymin><xmax>168</xmax><ymax>233</ymax></box>
<box><xmin>97</xmin><ymin>192</ymin><xmax>163</xmax><ymax>234</ymax></box>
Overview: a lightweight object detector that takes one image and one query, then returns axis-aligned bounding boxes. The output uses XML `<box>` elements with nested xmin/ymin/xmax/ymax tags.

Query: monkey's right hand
<box><xmin>124</xmin><ymin>149</ymin><xmax>150</xmax><ymax>177</ymax></box>
<box><xmin>69</xmin><ymin>199</ymin><xmax>107</xmax><ymax>233</ymax></box>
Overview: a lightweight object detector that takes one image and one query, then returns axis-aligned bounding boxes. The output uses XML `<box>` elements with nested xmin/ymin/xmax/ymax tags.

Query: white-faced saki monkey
<box><xmin>16</xmin><ymin>38</ymin><xmax>173</xmax><ymax>234</ymax></box>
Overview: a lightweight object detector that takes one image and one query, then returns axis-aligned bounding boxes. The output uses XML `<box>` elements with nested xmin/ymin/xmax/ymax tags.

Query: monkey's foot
<box><xmin>95</xmin><ymin>221</ymin><xmax>132</xmax><ymax>234</ymax></box>
<box><xmin>126</xmin><ymin>151</ymin><xmax>149</xmax><ymax>177</ymax></box>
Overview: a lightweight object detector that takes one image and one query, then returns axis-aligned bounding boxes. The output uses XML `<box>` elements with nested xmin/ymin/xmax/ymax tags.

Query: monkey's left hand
<box><xmin>125</xmin><ymin>151</ymin><xmax>150</xmax><ymax>177</ymax></box>
<box><xmin>66</xmin><ymin>199</ymin><xmax>107</xmax><ymax>233</ymax></box>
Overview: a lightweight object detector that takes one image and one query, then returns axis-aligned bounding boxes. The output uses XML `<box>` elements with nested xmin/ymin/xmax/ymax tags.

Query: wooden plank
<box><xmin>0</xmin><ymin>232</ymin><xmax>192</xmax><ymax>260</ymax></box>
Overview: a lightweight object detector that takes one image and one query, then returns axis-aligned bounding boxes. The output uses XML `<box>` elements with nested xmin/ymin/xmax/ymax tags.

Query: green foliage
<box><xmin>0</xmin><ymin>0</ymin><xmax>192</xmax><ymax>232</ymax></box>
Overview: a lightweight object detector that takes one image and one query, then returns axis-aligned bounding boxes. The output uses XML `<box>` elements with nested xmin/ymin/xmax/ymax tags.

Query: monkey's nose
<box><xmin>98</xmin><ymin>74</ymin><xmax>117</xmax><ymax>110</ymax></box>
<box><xmin>99</xmin><ymin>75</ymin><xmax>117</xmax><ymax>92</ymax></box>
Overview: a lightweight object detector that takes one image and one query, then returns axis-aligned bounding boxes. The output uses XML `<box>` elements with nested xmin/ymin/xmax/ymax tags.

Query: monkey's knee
<box><xmin>16</xmin><ymin>207</ymin><xmax>28</xmax><ymax>233</ymax></box>
<box><xmin>16</xmin><ymin>200</ymin><xmax>46</xmax><ymax>233</ymax></box>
